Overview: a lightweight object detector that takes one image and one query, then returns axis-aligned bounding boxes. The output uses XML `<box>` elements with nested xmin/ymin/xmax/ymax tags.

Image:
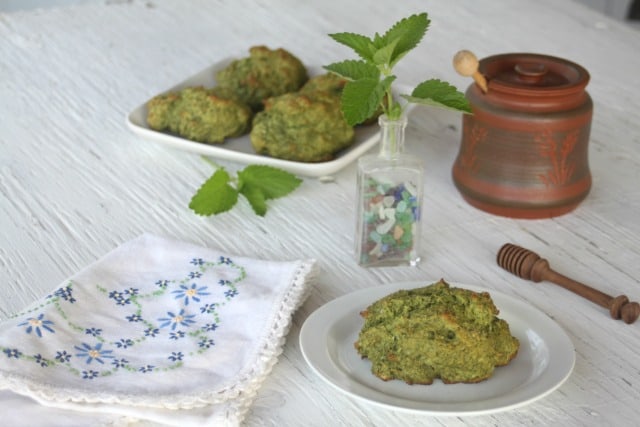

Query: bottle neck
<box><xmin>378</xmin><ymin>114</ymin><xmax>408</xmax><ymax>159</ymax></box>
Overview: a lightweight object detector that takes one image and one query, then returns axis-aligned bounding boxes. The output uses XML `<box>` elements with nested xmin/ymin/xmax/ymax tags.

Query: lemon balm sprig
<box><xmin>324</xmin><ymin>12</ymin><xmax>471</xmax><ymax>127</ymax></box>
<box><xmin>189</xmin><ymin>157</ymin><xmax>302</xmax><ymax>217</ymax></box>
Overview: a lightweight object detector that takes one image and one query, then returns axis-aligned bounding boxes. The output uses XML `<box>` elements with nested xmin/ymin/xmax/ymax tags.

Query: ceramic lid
<box><xmin>473</xmin><ymin>53</ymin><xmax>591</xmax><ymax>112</ymax></box>
<box><xmin>480</xmin><ymin>53</ymin><xmax>590</xmax><ymax>95</ymax></box>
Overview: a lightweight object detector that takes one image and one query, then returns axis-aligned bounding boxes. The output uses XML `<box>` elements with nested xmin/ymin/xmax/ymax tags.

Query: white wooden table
<box><xmin>2</xmin><ymin>0</ymin><xmax>640</xmax><ymax>425</ymax></box>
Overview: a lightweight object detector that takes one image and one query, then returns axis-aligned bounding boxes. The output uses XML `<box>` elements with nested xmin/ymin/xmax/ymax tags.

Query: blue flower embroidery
<box><xmin>85</xmin><ymin>327</ymin><xmax>102</xmax><ymax>337</ymax></box>
<box><xmin>219</xmin><ymin>256</ymin><xmax>233</xmax><ymax>264</ymax></box>
<box><xmin>74</xmin><ymin>342</ymin><xmax>114</xmax><ymax>364</ymax></box>
<box><xmin>155</xmin><ymin>279</ymin><xmax>169</xmax><ymax>289</ymax></box>
<box><xmin>53</xmin><ymin>285</ymin><xmax>75</xmax><ymax>303</ymax></box>
<box><xmin>112</xmin><ymin>358</ymin><xmax>128</xmax><ymax>369</ymax></box>
<box><xmin>202</xmin><ymin>323</ymin><xmax>218</xmax><ymax>332</ymax></box>
<box><xmin>3</xmin><ymin>257</ymin><xmax>245</xmax><ymax>380</ymax></box>
<box><xmin>198</xmin><ymin>338</ymin><xmax>215</xmax><ymax>349</ymax></box>
<box><xmin>18</xmin><ymin>314</ymin><xmax>55</xmax><ymax>337</ymax></box>
<box><xmin>126</xmin><ymin>314</ymin><xmax>142</xmax><ymax>322</ymax></box>
<box><xmin>115</xmin><ymin>338</ymin><xmax>134</xmax><ymax>349</ymax></box>
<box><xmin>144</xmin><ymin>327</ymin><xmax>160</xmax><ymax>337</ymax></box>
<box><xmin>3</xmin><ymin>348</ymin><xmax>22</xmax><ymax>358</ymax></box>
<box><xmin>158</xmin><ymin>309</ymin><xmax>196</xmax><ymax>330</ymax></box>
<box><xmin>108</xmin><ymin>290</ymin><xmax>131</xmax><ymax>306</ymax></box>
<box><xmin>55</xmin><ymin>350</ymin><xmax>72</xmax><ymax>363</ymax></box>
<box><xmin>82</xmin><ymin>370</ymin><xmax>99</xmax><ymax>379</ymax></box>
<box><xmin>169</xmin><ymin>331</ymin><xmax>185</xmax><ymax>340</ymax></box>
<box><xmin>34</xmin><ymin>354</ymin><xmax>49</xmax><ymax>367</ymax></box>
<box><xmin>168</xmin><ymin>351</ymin><xmax>183</xmax><ymax>362</ymax></box>
<box><xmin>200</xmin><ymin>303</ymin><xmax>216</xmax><ymax>314</ymax></box>
<box><xmin>172</xmin><ymin>283</ymin><xmax>210</xmax><ymax>305</ymax></box>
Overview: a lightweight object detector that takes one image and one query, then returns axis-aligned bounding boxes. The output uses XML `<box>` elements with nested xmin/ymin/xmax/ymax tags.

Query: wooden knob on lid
<box><xmin>453</xmin><ymin>50</ymin><xmax>488</xmax><ymax>93</ymax></box>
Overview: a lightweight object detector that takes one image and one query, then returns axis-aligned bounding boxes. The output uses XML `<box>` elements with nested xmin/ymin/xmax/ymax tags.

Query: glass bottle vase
<box><xmin>355</xmin><ymin>114</ymin><xmax>424</xmax><ymax>267</ymax></box>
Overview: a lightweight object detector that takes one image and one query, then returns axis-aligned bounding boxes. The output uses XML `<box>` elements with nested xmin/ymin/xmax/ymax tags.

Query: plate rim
<box><xmin>125</xmin><ymin>58</ymin><xmax>413</xmax><ymax>178</ymax></box>
<box><xmin>299</xmin><ymin>280</ymin><xmax>576</xmax><ymax>416</ymax></box>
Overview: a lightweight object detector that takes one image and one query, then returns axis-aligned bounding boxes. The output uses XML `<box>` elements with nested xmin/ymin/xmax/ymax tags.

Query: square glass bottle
<box><xmin>355</xmin><ymin>115</ymin><xmax>424</xmax><ymax>266</ymax></box>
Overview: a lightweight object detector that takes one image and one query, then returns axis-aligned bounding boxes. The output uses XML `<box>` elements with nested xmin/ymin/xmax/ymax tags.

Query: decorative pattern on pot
<box><xmin>459</xmin><ymin>122</ymin><xmax>488</xmax><ymax>174</ymax></box>
<box><xmin>536</xmin><ymin>128</ymin><xmax>580</xmax><ymax>187</ymax></box>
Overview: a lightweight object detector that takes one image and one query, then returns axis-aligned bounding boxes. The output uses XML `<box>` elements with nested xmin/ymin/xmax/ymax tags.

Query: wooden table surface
<box><xmin>1</xmin><ymin>0</ymin><xmax>639</xmax><ymax>425</ymax></box>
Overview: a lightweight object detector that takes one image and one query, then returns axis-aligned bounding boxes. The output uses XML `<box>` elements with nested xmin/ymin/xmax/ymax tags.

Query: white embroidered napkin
<box><xmin>0</xmin><ymin>234</ymin><xmax>317</xmax><ymax>426</ymax></box>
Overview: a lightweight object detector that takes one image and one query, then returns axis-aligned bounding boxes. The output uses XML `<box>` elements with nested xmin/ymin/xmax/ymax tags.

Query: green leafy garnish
<box><xmin>325</xmin><ymin>12</ymin><xmax>472</xmax><ymax>126</ymax></box>
<box><xmin>189</xmin><ymin>168</ymin><xmax>239</xmax><ymax>216</ymax></box>
<box><xmin>237</xmin><ymin>165</ymin><xmax>302</xmax><ymax>216</ymax></box>
<box><xmin>189</xmin><ymin>159</ymin><xmax>302</xmax><ymax>217</ymax></box>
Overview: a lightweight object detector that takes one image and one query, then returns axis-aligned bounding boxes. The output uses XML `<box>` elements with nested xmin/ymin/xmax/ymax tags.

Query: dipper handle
<box><xmin>453</xmin><ymin>50</ymin><xmax>488</xmax><ymax>93</ymax></box>
<box><xmin>497</xmin><ymin>243</ymin><xmax>640</xmax><ymax>324</ymax></box>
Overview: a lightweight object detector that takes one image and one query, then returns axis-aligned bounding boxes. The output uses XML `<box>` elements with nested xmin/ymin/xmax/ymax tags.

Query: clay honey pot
<box><xmin>452</xmin><ymin>51</ymin><xmax>592</xmax><ymax>218</ymax></box>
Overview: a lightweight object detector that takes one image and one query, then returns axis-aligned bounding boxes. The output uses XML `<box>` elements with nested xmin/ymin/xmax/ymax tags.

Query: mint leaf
<box><xmin>380</xmin><ymin>13</ymin><xmax>430</xmax><ymax>67</ymax></box>
<box><xmin>372</xmin><ymin>37</ymin><xmax>400</xmax><ymax>67</ymax></box>
<box><xmin>324</xmin><ymin>60</ymin><xmax>379</xmax><ymax>81</ymax></box>
<box><xmin>239</xmin><ymin>185</ymin><xmax>267</xmax><ymax>216</ymax></box>
<box><xmin>328</xmin><ymin>32</ymin><xmax>375</xmax><ymax>61</ymax></box>
<box><xmin>189</xmin><ymin>168</ymin><xmax>239</xmax><ymax>216</ymax></box>
<box><xmin>401</xmin><ymin>79</ymin><xmax>472</xmax><ymax>113</ymax></box>
<box><xmin>341</xmin><ymin>76</ymin><xmax>395</xmax><ymax>125</ymax></box>
<box><xmin>237</xmin><ymin>165</ymin><xmax>301</xmax><ymax>216</ymax></box>
<box><xmin>237</xmin><ymin>165</ymin><xmax>302</xmax><ymax>200</ymax></box>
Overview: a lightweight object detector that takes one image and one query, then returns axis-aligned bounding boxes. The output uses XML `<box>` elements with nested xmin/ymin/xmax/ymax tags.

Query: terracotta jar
<box><xmin>452</xmin><ymin>53</ymin><xmax>592</xmax><ymax>218</ymax></box>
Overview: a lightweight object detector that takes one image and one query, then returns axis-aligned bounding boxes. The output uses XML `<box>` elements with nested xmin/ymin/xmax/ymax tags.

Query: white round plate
<box><xmin>299</xmin><ymin>281</ymin><xmax>575</xmax><ymax>416</ymax></box>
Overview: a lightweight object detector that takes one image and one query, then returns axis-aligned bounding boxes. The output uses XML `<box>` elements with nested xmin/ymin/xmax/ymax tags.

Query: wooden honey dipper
<box><xmin>497</xmin><ymin>243</ymin><xmax>640</xmax><ymax>324</ymax></box>
<box><xmin>453</xmin><ymin>50</ymin><xmax>488</xmax><ymax>93</ymax></box>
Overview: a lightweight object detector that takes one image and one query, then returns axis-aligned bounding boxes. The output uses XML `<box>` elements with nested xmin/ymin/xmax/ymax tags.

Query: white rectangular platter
<box><xmin>126</xmin><ymin>58</ymin><xmax>385</xmax><ymax>178</ymax></box>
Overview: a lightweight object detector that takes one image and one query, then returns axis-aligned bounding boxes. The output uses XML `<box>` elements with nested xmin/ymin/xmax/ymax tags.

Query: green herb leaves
<box><xmin>328</xmin><ymin>13</ymin><xmax>430</xmax><ymax>68</ymax></box>
<box><xmin>325</xmin><ymin>12</ymin><xmax>471</xmax><ymax>126</ymax></box>
<box><xmin>403</xmin><ymin>79</ymin><xmax>472</xmax><ymax>113</ymax></box>
<box><xmin>237</xmin><ymin>165</ymin><xmax>302</xmax><ymax>216</ymax></box>
<box><xmin>189</xmin><ymin>163</ymin><xmax>302</xmax><ymax>217</ymax></box>
<box><xmin>340</xmin><ymin>75</ymin><xmax>395</xmax><ymax>126</ymax></box>
<box><xmin>189</xmin><ymin>168</ymin><xmax>238</xmax><ymax>216</ymax></box>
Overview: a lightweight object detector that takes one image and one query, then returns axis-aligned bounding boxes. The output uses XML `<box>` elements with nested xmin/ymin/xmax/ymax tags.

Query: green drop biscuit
<box><xmin>147</xmin><ymin>86</ymin><xmax>252</xmax><ymax>144</ymax></box>
<box><xmin>250</xmin><ymin>91</ymin><xmax>355</xmax><ymax>162</ymax></box>
<box><xmin>215</xmin><ymin>45</ymin><xmax>308</xmax><ymax>111</ymax></box>
<box><xmin>355</xmin><ymin>279</ymin><xmax>520</xmax><ymax>385</ymax></box>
